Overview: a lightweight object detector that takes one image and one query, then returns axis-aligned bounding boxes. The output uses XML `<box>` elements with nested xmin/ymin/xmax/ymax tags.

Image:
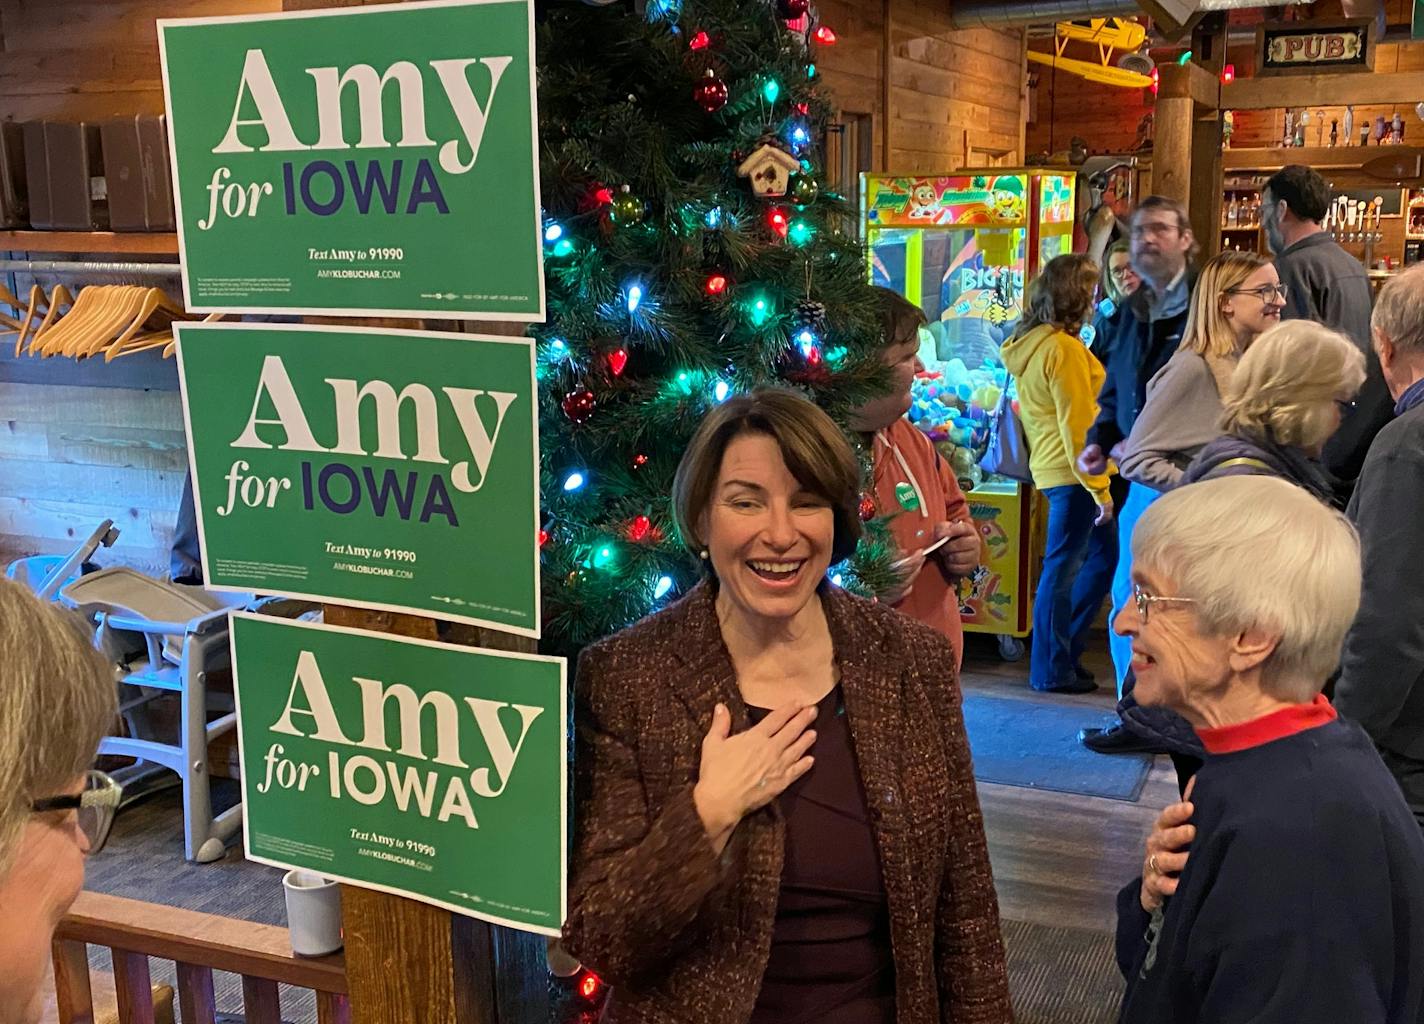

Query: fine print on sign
<box><xmin>1258</xmin><ymin>20</ymin><xmax>1375</xmax><ymax>75</ymax></box>
<box><xmin>158</xmin><ymin>0</ymin><xmax>544</xmax><ymax>320</ymax></box>
<box><xmin>231</xmin><ymin>614</ymin><xmax>567</xmax><ymax>934</ymax></box>
<box><xmin>176</xmin><ymin>322</ymin><xmax>540</xmax><ymax>636</ymax></box>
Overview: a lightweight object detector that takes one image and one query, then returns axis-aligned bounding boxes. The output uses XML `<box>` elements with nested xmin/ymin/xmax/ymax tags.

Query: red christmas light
<box><xmin>767</xmin><ymin>207</ymin><xmax>790</xmax><ymax>238</ymax></box>
<box><xmin>579</xmin><ymin>972</ymin><xmax>602</xmax><ymax>1001</ymax></box>
<box><xmin>689</xmin><ymin>30</ymin><xmax>710</xmax><ymax>50</ymax></box>
<box><xmin>628</xmin><ymin>515</ymin><xmax>652</xmax><ymax>542</ymax></box>
<box><xmin>1150</xmin><ymin>67</ymin><xmax>1159</xmax><ymax>95</ymax></box>
<box><xmin>794</xmin><ymin>102</ymin><xmax>810</xmax><ymax>115</ymax></box>
<box><xmin>705</xmin><ymin>273</ymin><xmax>728</xmax><ymax>296</ymax></box>
<box><xmin>594</xmin><ymin>186</ymin><xmax>614</xmax><ymax>206</ymax></box>
<box><xmin>633</xmin><ymin>453</ymin><xmax>650</xmax><ymax>469</ymax></box>
<box><xmin>1220</xmin><ymin>63</ymin><xmax>1235</xmax><ymax>84</ymax></box>
<box><xmin>813</xmin><ymin>25</ymin><xmax>837</xmax><ymax>44</ymax></box>
<box><xmin>607</xmin><ymin>348</ymin><xmax>629</xmax><ymax>376</ymax></box>
<box><xmin>538</xmin><ymin>529</ymin><xmax>549</xmax><ymax>547</ymax></box>
<box><xmin>806</xmin><ymin>346</ymin><xmax>823</xmax><ymax>366</ymax></box>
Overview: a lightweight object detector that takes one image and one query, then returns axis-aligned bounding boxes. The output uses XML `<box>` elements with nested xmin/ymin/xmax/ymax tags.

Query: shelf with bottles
<box><xmin>1221</xmin><ymin>189</ymin><xmax>1264</xmax><ymax>230</ymax></box>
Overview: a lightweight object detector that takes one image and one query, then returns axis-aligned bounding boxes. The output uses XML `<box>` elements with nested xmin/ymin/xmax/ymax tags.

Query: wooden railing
<box><xmin>51</xmin><ymin>891</ymin><xmax>349</xmax><ymax>1024</ymax></box>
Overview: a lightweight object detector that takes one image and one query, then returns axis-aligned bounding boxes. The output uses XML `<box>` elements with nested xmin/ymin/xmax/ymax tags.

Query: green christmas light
<box><xmin>551</xmin><ymin>238</ymin><xmax>575</xmax><ymax>258</ymax></box>
<box><xmin>592</xmin><ymin>543</ymin><xmax>617</xmax><ymax>570</ymax></box>
<box><xmin>1177</xmin><ymin>50</ymin><xmax>1193</xmax><ymax>65</ymax></box>
<box><xmin>806</xmin><ymin>64</ymin><xmax>817</xmax><ymax>79</ymax></box>
<box><xmin>788</xmin><ymin>219</ymin><xmax>814</xmax><ymax>247</ymax></box>
<box><xmin>826</xmin><ymin>345</ymin><xmax>848</xmax><ymax>366</ymax></box>
<box><xmin>763</xmin><ymin>78</ymin><xmax>781</xmax><ymax>103</ymax></box>
<box><xmin>747</xmin><ymin>292</ymin><xmax>774</xmax><ymax>327</ymax></box>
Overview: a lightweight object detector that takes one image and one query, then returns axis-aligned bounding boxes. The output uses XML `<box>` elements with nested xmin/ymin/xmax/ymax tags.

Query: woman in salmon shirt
<box><xmin>848</xmin><ymin>289</ymin><xmax>982</xmax><ymax>667</ymax></box>
<box><xmin>1001</xmin><ymin>254</ymin><xmax>1113</xmax><ymax>693</ymax></box>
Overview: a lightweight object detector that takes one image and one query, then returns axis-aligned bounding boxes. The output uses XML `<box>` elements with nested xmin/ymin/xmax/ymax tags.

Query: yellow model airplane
<box><xmin>1028</xmin><ymin>18</ymin><xmax>1155</xmax><ymax>89</ymax></box>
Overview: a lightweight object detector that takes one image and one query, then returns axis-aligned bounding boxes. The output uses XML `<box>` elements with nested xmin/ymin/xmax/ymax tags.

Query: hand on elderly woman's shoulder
<box><xmin>1140</xmin><ymin>778</ymin><xmax>1196</xmax><ymax>913</ymax></box>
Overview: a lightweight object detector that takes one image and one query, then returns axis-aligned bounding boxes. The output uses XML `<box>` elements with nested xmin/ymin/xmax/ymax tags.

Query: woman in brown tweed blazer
<box><xmin>562</xmin><ymin>389</ymin><xmax>1011</xmax><ymax>1023</ymax></box>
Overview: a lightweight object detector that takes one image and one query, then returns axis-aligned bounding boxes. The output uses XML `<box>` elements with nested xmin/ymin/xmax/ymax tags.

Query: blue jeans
<box><xmin>1108</xmin><ymin>482</ymin><xmax>1163</xmax><ymax>695</ymax></box>
<box><xmin>1030</xmin><ymin>485</ymin><xmax>1098</xmax><ymax>690</ymax></box>
<box><xmin>1069</xmin><ymin>474</ymin><xmax>1130</xmax><ymax>670</ymax></box>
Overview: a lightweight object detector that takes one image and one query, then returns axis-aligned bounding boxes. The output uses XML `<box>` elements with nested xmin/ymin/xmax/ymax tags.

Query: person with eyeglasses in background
<box><xmin>0</xmin><ymin>579</ymin><xmax>119</xmax><ymax>1024</ymax></box>
<box><xmin>1081</xmin><ymin>251</ymin><xmax>1284</xmax><ymax>770</ymax></box>
<box><xmin>1262</xmin><ymin>164</ymin><xmax>1392</xmax><ymax>505</ymax></box>
<box><xmin>1067</xmin><ymin>241</ymin><xmax>1141</xmax><ymax>686</ymax></box>
<box><xmin>1075</xmin><ymin>198</ymin><xmax>1196</xmax><ymax>696</ymax></box>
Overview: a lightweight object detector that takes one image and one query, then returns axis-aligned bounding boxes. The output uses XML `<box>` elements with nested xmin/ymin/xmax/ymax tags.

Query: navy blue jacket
<box><xmin>1116</xmin><ymin>718</ymin><xmax>1424</xmax><ymax>1023</ymax></box>
<box><xmin>1085</xmin><ymin>271</ymin><xmax>1195</xmax><ymax>453</ymax></box>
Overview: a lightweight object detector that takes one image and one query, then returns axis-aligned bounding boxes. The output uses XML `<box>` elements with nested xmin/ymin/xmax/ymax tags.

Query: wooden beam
<box><xmin>1154</xmin><ymin>97</ymin><xmax>1196</xmax><ymax>208</ymax></box>
<box><xmin>1158</xmin><ymin>61</ymin><xmax>1221</xmax><ymax>110</ymax></box>
<box><xmin>1223</xmin><ymin>70</ymin><xmax>1424</xmax><ymax>110</ymax></box>
<box><xmin>1191</xmin><ymin>112</ymin><xmax>1225</xmax><ymax>251</ymax></box>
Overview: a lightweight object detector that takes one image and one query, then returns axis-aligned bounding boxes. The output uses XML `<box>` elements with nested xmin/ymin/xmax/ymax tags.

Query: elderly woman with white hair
<box><xmin>1180</xmin><ymin>320</ymin><xmax>1366</xmax><ymax>504</ymax></box>
<box><xmin>1114</xmin><ymin>476</ymin><xmax>1424</xmax><ymax>1023</ymax></box>
<box><xmin>0</xmin><ymin>579</ymin><xmax>119</xmax><ymax>1024</ymax></box>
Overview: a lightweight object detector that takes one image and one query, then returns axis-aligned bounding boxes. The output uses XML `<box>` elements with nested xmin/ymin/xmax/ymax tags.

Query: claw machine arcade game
<box><xmin>861</xmin><ymin>169</ymin><xmax>1076</xmax><ymax>660</ymax></box>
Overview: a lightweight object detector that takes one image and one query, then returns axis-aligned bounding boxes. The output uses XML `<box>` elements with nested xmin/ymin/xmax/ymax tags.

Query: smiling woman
<box><xmin>562</xmin><ymin>388</ymin><xmax>1011</xmax><ymax>1024</ymax></box>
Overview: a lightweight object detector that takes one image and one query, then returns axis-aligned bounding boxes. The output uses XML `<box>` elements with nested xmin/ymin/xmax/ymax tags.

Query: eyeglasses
<box><xmin>1110</xmin><ymin>266</ymin><xmax>1138</xmax><ymax>281</ymax></box>
<box><xmin>1131</xmin><ymin>220</ymin><xmax>1180</xmax><ymax>238</ymax></box>
<box><xmin>1226</xmin><ymin>283</ymin><xmax>1289</xmax><ymax>302</ymax></box>
<box><xmin>1133</xmin><ymin>583</ymin><xmax>1197</xmax><ymax>623</ymax></box>
<box><xmin>31</xmin><ymin>770</ymin><xmax>123</xmax><ymax>855</ymax></box>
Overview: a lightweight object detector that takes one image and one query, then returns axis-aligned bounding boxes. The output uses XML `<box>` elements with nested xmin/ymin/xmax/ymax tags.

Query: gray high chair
<box><xmin>60</xmin><ymin>567</ymin><xmax>251</xmax><ymax>863</ymax></box>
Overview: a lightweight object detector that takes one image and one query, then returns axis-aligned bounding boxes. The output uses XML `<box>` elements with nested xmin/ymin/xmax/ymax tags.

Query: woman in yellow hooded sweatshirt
<box><xmin>1002</xmin><ymin>254</ymin><xmax>1113</xmax><ymax>693</ymax></box>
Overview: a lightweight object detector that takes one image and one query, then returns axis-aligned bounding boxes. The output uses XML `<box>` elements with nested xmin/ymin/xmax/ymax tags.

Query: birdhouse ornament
<box><xmin>737</xmin><ymin>142</ymin><xmax>802</xmax><ymax>198</ymax></box>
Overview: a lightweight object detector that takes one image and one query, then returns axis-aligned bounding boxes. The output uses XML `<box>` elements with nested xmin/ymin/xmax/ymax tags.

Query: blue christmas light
<box><xmin>547</xmin><ymin>337</ymin><xmax>568</xmax><ymax>358</ymax></box>
<box><xmin>563</xmin><ymin>471</ymin><xmax>586</xmax><ymax>492</ymax></box>
<box><xmin>626</xmin><ymin>284</ymin><xmax>644</xmax><ymax>313</ymax></box>
<box><xmin>830</xmin><ymin>572</ymin><xmax>844</xmax><ymax>587</ymax></box>
<box><xmin>705</xmin><ymin>207</ymin><xmax>723</xmax><ymax>228</ymax></box>
<box><xmin>796</xmin><ymin>328</ymin><xmax>819</xmax><ymax>357</ymax></box>
<box><xmin>712</xmin><ymin>378</ymin><xmax>731</xmax><ymax>402</ymax></box>
<box><xmin>654</xmin><ymin>576</ymin><xmax>674</xmax><ymax>600</ymax></box>
<box><xmin>788</xmin><ymin>123</ymin><xmax>810</xmax><ymax>148</ymax></box>
<box><xmin>544</xmin><ymin>223</ymin><xmax>564</xmax><ymax>243</ymax></box>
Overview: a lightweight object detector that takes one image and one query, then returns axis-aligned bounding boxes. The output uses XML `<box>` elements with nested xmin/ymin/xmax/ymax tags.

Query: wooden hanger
<box><xmin>32</xmin><ymin>284</ymin><xmax>105</xmax><ymax>357</ymax></box>
<box><xmin>12</xmin><ymin>285</ymin><xmax>46</xmax><ymax>358</ymax></box>
<box><xmin>25</xmin><ymin>284</ymin><xmax>75</xmax><ymax>356</ymax></box>
<box><xmin>0</xmin><ymin>282</ymin><xmax>25</xmax><ymax>332</ymax></box>
<box><xmin>60</xmin><ymin>286</ymin><xmax>147</xmax><ymax>359</ymax></box>
<box><xmin>41</xmin><ymin>285</ymin><xmax>127</xmax><ymax>358</ymax></box>
<box><xmin>112</xmin><ymin>311</ymin><xmax>226</xmax><ymax>361</ymax></box>
<box><xmin>104</xmin><ymin>288</ymin><xmax>188</xmax><ymax>361</ymax></box>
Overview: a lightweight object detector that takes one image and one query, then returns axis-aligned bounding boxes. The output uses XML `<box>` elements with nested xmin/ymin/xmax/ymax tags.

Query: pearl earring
<box><xmin>699</xmin><ymin>548</ymin><xmax>710</xmax><ymax>560</ymax></box>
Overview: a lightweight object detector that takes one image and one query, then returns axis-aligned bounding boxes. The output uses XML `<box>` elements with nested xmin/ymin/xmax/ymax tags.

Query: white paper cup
<box><xmin>282</xmin><ymin>870</ymin><xmax>343</xmax><ymax>957</ymax></box>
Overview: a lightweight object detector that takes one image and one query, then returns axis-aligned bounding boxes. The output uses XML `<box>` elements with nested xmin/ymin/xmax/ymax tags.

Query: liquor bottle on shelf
<box><xmin>1330</xmin><ymin>119</ymin><xmax>1339</xmax><ymax>148</ymax></box>
<box><xmin>1344</xmin><ymin>105</ymin><xmax>1355</xmax><ymax>146</ymax></box>
<box><xmin>1228</xmin><ymin>196</ymin><xmax>1240</xmax><ymax>227</ymax></box>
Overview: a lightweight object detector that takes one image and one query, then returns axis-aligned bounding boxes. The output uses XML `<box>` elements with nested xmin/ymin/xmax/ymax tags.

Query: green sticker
<box><xmin>895</xmin><ymin>482</ymin><xmax>920</xmax><ymax>511</ymax></box>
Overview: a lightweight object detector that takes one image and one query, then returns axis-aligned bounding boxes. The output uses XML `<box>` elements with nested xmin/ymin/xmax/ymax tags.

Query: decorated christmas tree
<box><xmin>533</xmin><ymin>0</ymin><xmax>899</xmax><ymax>659</ymax></box>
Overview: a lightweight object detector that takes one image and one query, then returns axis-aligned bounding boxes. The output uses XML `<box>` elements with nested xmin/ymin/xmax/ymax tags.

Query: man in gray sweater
<box><xmin>1335</xmin><ymin>265</ymin><xmax>1424</xmax><ymax>829</ymax></box>
<box><xmin>1263</xmin><ymin>164</ymin><xmax>1391</xmax><ymax>500</ymax></box>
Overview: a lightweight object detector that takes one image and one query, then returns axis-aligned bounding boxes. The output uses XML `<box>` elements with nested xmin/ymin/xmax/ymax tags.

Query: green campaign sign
<box><xmin>176</xmin><ymin>322</ymin><xmax>540</xmax><ymax>636</ymax></box>
<box><xmin>230</xmin><ymin>614</ymin><xmax>566</xmax><ymax>933</ymax></box>
<box><xmin>158</xmin><ymin>0</ymin><xmax>544</xmax><ymax>320</ymax></box>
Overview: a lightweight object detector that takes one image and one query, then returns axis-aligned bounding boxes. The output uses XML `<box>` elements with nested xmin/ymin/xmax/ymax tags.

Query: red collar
<box><xmin>1195</xmin><ymin>694</ymin><xmax>1337</xmax><ymax>755</ymax></box>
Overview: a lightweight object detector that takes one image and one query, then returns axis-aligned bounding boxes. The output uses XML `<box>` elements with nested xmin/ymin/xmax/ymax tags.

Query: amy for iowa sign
<box><xmin>176</xmin><ymin>321</ymin><xmax>540</xmax><ymax>636</ymax></box>
<box><xmin>158</xmin><ymin>0</ymin><xmax>544</xmax><ymax>320</ymax></box>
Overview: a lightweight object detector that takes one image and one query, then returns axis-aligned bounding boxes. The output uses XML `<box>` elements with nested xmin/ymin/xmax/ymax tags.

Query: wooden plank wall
<box><xmin>1026</xmin><ymin>1</ymin><xmax>1424</xmax><ymax>158</ymax></box>
<box><xmin>817</xmin><ymin>0</ymin><xmax>1027</xmax><ymax>172</ymax></box>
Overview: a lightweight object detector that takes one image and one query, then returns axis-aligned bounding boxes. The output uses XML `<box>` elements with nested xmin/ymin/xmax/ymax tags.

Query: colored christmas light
<box><xmin>592</xmin><ymin>544</ymin><xmax>617</xmax><ymax>569</ymax></box>
<box><xmin>629</xmin><ymin>515</ymin><xmax>652</xmax><ymax>541</ymax></box>
<box><xmin>1177</xmin><ymin>50</ymin><xmax>1192</xmax><ymax>65</ymax></box>
<box><xmin>607</xmin><ymin>348</ymin><xmax>629</xmax><ymax>376</ymax></box>
<box><xmin>807</xmin><ymin>63</ymin><xmax>817</xmax><ymax>79</ymax></box>
<box><xmin>654</xmin><ymin>576</ymin><xmax>675</xmax><ymax>600</ymax></box>
<box><xmin>830</xmin><ymin>572</ymin><xmax>844</xmax><ymax>587</ymax></box>
<box><xmin>632</xmin><ymin>453</ymin><xmax>650</xmax><ymax>469</ymax></box>
<box><xmin>563</xmin><ymin>471</ymin><xmax>586</xmax><ymax>492</ymax></box>
<box><xmin>538</xmin><ymin>529</ymin><xmax>549</xmax><ymax>547</ymax></box>
<box><xmin>795</xmin><ymin>328</ymin><xmax>818</xmax><ymax>357</ymax></box>
<box><xmin>626</xmin><ymin>283</ymin><xmax>644</xmax><ymax>312</ymax></box>
<box><xmin>705</xmin><ymin>206</ymin><xmax>723</xmax><ymax>228</ymax></box>
<box><xmin>547</xmin><ymin>338</ymin><xmax>568</xmax><ymax>358</ymax></box>
<box><xmin>1221</xmin><ymin>63</ymin><xmax>1235</xmax><ymax>84</ymax></box>
<box><xmin>767</xmin><ymin>207</ymin><xmax>790</xmax><ymax>237</ymax></box>
<box><xmin>550</xmin><ymin>238</ymin><xmax>575</xmax><ymax>258</ymax></box>
<box><xmin>748</xmin><ymin>293</ymin><xmax>773</xmax><ymax>326</ymax></box>
<box><xmin>543</xmin><ymin>223</ymin><xmax>564</xmax><ymax>243</ymax></box>
<box><xmin>762</xmin><ymin>78</ymin><xmax>781</xmax><ymax>104</ymax></box>
<box><xmin>788</xmin><ymin>123</ymin><xmax>811</xmax><ymax>148</ymax></box>
<box><xmin>826</xmin><ymin>345</ymin><xmax>848</xmax><ymax>366</ymax></box>
<box><xmin>689</xmin><ymin>30</ymin><xmax>710</xmax><ymax>50</ymax></box>
<box><xmin>787</xmin><ymin>219</ymin><xmax>814</xmax><ymax>246</ymax></box>
<box><xmin>813</xmin><ymin>25</ymin><xmax>837</xmax><ymax>44</ymax></box>
<box><xmin>712</xmin><ymin>378</ymin><xmax>731</xmax><ymax>402</ymax></box>
<box><xmin>675</xmin><ymin>370</ymin><xmax>694</xmax><ymax>395</ymax></box>
<box><xmin>705</xmin><ymin>273</ymin><xmax>729</xmax><ymax>296</ymax></box>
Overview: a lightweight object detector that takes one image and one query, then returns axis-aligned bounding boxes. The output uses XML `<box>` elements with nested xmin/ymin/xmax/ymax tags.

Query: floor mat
<box><xmin>964</xmin><ymin>693</ymin><xmax>1152</xmax><ymax>802</ymax></box>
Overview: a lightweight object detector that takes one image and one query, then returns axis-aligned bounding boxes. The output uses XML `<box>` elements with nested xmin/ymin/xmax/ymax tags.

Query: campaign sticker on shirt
<box><xmin>895</xmin><ymin>482</ymin><xmax>921</xmax><ymax>511</ymax></box>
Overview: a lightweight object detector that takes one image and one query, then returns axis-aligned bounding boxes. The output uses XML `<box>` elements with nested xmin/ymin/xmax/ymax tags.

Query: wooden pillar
<box><xmin>1190</xmin><ymin>111</ymin><xmax>1224</xmax><ymax>254</ymax></box>
<box><xmin>879</xmin><ymin>0</ymin><xmax>892</xmax><ymax>169</ymax></box>
<box><xmin>1154</xmin><ymin>96</ymin><xmax>1195</xmax><ymax>208</ymax></box>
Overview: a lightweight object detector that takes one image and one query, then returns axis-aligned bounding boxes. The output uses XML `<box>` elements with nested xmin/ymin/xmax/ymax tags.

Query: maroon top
<box><xmin>746</xmin><ymin>685</ymin><xmax>896</xmax><ymax>1024</ymax></box>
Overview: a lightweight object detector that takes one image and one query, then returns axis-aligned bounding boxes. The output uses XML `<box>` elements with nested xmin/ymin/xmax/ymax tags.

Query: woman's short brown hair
<box><xmin>672</xmin><ymin>389</ymin><xmax>863</xmax><ymax>566</ymax></box>
<box><xmin>1019</xmin><ymin>253</ymin><xmax>1100</xmax><ymax>338</ymax></box>
<box><xmin>873</xmin><ymin>286</ymin><xmax>929</xmax><ymax>350</ymax></box>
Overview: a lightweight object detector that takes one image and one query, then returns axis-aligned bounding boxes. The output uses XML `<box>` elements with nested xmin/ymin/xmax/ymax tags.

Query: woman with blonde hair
<box><xmin>1002</xmin><ymin>253</ymin><xmax>1113</xmax><ymax>692</ymax></box>
<box><xmin>1181</xmin><ymin>321</ymin><xmax>1366</xmax><ymax>504</ymax></box>
<box><xmin>1090</xmin><ymin>250</ymin><xmax>1286</xmax><ymax>768</ymax></box>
